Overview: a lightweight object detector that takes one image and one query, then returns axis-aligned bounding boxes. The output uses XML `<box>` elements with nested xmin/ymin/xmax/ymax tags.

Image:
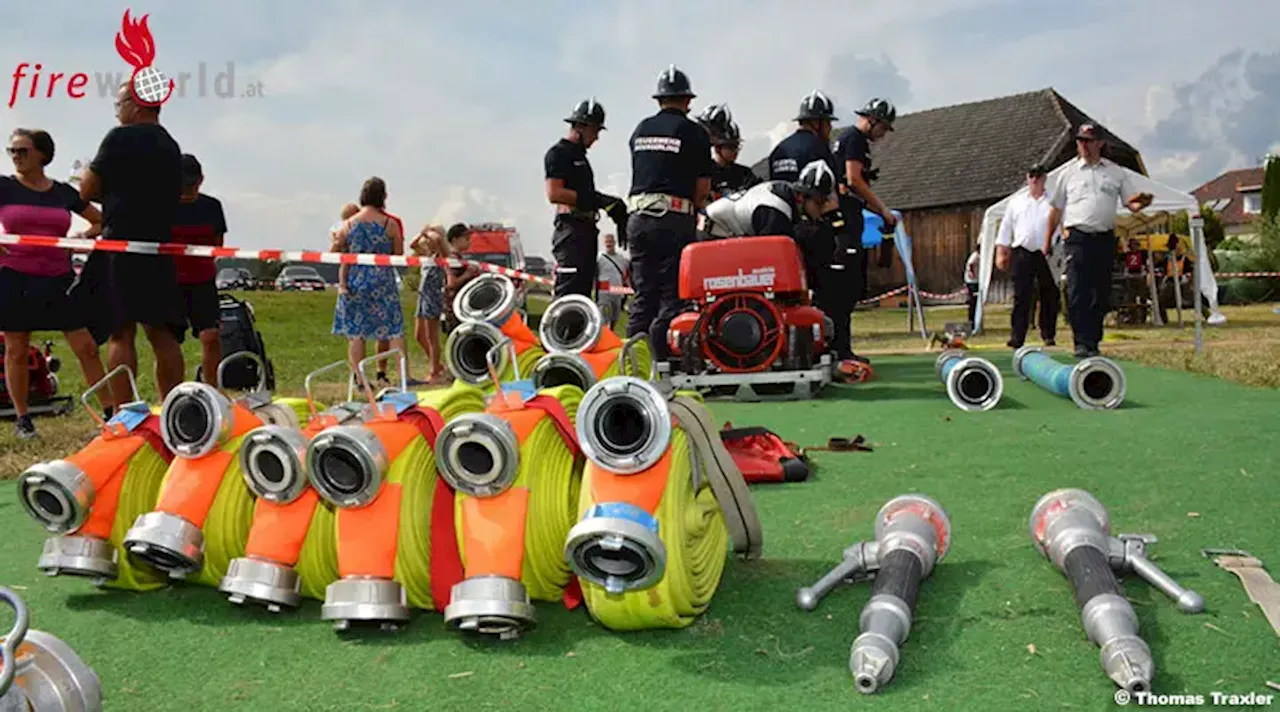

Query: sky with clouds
<box><xmin>2</xmin><ymin>0</ymin><xmax>1278</xmax><ymax>256</ymax></box>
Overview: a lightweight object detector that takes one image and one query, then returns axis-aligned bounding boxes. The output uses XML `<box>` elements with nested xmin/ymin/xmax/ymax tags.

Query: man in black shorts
<box><xmin>79</xmin><ymin>82</ymin><xmax>185</xmax><ymax>406</ymax></box>
<box><xmin>171</xmin><ymin>154</ymin><xmax>228</xmax><ymax>386</ymax></box>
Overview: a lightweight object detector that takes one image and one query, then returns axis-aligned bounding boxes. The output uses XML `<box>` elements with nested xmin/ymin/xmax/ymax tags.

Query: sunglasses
<box><xmin>6</xmin><ymin>147</ymin><xmax>29</xmax><ymax>157</ymax></box>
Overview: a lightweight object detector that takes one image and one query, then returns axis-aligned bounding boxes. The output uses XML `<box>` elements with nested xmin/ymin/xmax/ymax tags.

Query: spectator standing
<box><xmin>963</xmin><ymin>248</ymin><xmax>980</xmax><ymax>328</ymax></box>
<box><xmin>995</xmin><ymin>165</ymin><xmax>1060</xmax><ymax>348</ymax></box>
<box><xmin>442</xmin><ymin>223</ymin><xmax>480</xmax><ymax>335</ymax></box>
<box><xmin>170</xmin><ymin>154</ymin><xmax>228</xmax><ymax>386</ymax></box>
<box><xmin>331</xmin><ymin>177</ymin><xmax>406</xmax><ymax>387</ymax></box>
<box><xmin>78</xmin><ymin>82</ymin><xmax>185</xmax><ymax>407</ymax></box>
<box><xmin>409</xmin><ymin>223</ymin><xmax>467</xmax><ymax>384</ymax></box>
<box><xmin>596</xmin><ymin>233</ymin><xmax>630</xmax><ymax>331</ymax></box>
<box><xmin>0</xmin><ymin>128</ymin><xmax>113</xmax><ymax>438</ymax></box>
<box><xmin>1046</xmin><ymin>123</ymin><xmax>1153</xmax><ymax>357</ymax></box>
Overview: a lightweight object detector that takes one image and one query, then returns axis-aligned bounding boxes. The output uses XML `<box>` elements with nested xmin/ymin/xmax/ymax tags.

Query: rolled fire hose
<box><xmin>122</xmin><ymin>353</ymin><xmax>311</xmax><ymax>586</ymax></box>
<box><xmin>531</xmin><ymin>294</ymin><xmax>653</xmax><ymax>390</ymax></box>
<box><xmin>446</xmin><ymin>275</ymin><xmax>546</xmax><ymax>388</ymax></box>
<box><xmin>794</xmin><ymin>494</ymin><xmax>951</xmax><ymax>694</ymax></box>
<box><xmin>566</xmin><ymin>377</ymin><xmax>762</xmax><ymax>630</ymax></box>
<box><xmin>306</xmin><ymin>368</ymin><xmax>485</xmax><ymax>630</ymax></box>
<box><xmin>0</xmin><ymin>587</ymin><xmax>102</xmax><ymax>712</ymax></box>
<box><xmin>435</xmin><ymin>384</ymin><xmax>585</xmax><ymax>639</ymax></box>
<box><xmin>934</xmin><ymin>349</ymin><xmax>1003</xmax><ymax>411</ymax></box>
<box><xmin>1012</xmin><ymin>346</ymin><xmax>1126</xmax><ymax>410</ymax></box>
<box><xmin>1029</xmin><ymin>488</ymin><xmax>1205</xmax><ymax>694</ymax></box>
<box><xmin>16</xmin><ymin>365</ymin><xmax>172</xmax><ymax>592</ymax></box>
<box><xmin>219</xmin><ymin>360</ymin><xmax>364</xmax><ymax>611</ymax></box>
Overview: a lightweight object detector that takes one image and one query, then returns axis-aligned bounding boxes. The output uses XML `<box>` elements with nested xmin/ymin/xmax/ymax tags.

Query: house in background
<box><xmin>750</xmin><ymin>88</ymin><xmax>1145</xmax><ymax>296</ymax></box>
<box><xmin>1191</xmin><ymin>167</ymin><xmax>1266</xmax><ymax>240</ymax></box>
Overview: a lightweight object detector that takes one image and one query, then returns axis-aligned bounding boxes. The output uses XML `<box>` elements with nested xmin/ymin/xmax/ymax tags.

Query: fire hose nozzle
<box><xmin>1109</xmin><ymin>534</ymin><xmax>1205</xmax><ymax>614</ymax></box>
<box><xmin>796</xmin><ymin>494</ymin><xmax>951</xmax><ymax>695</ymax></box>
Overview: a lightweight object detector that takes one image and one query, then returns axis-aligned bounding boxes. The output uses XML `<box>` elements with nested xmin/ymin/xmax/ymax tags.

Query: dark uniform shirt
<box><xmin>544</xmin><ymin>138</ymin><xmax>596</xmax><ymax>200</ymax></box>
<box><xmin>628</xmin><ymin>108</ymin><xmax>713</xmax><ymax>200</ymax></box>
<box><xmin>835</xmin><ymin>127</ymin><xmax>875</xmax><ymax>207</ymax></box>
<box><xmin>767</xmin><ymin>129</ymin><xmax>838</xmax><ymax>184</ymax></box>
<box><xmin>710</xmin><ymin>161</ymin><xmax>760</xmax><ymax>201</ymax></box>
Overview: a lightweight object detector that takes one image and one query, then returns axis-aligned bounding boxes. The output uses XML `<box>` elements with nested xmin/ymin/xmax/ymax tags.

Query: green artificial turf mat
<box><xmin>1</xmin><ymin>353</ymin><xmax>1276</xmax><ymax>711</ymax></box>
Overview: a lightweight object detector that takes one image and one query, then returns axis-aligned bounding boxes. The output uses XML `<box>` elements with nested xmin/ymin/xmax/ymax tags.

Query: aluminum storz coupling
<box><xmin>795</xmin><ymin>494</ymin><xmax>952</xmax><ymax>694</ymax></box>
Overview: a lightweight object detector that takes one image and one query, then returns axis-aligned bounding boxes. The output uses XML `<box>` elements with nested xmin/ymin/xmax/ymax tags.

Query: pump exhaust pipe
<box><xmin>564</xmin><ymin>377</ymin><xmax>673</xmax><ymax>594</ymax></box>
<box><xmin>453</xmin><ymin>273</ymin><xmax>519</xmax><ymax>327</ymax></box>
<box><xmin>1029</xmin><ymin>488</ymin><xmax>1204</xmax><ymax>694</ymax></box>
<box><xmin>934</xmin><ymin>350</ymin><xmax>1003</xmax><ymax>411</ymax></box>
<box><xmin>539</xmin><ymin>294</ymin><xmax>605</xmax><ymax>354</ymax></box>
<box><xmin>1013</xmin><ymin>346</ymin><xmax>1125</xmax><ymax>410</ymax></box>
<box><xmin>795</xmin><ymin>494</ymin><xmax>952</xmax><ymax>694</ymax></box>
<box><xmin>0</xmin><ymin>586</ymin><xmax>102</xmax><ymax>711</ymax></box>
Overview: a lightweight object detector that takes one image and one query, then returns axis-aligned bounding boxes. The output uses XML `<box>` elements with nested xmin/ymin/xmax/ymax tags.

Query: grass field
<box><xmin>1</xmin><ymin>290</ymin><xmax>1278</xmax><ymax>711</ymax></box>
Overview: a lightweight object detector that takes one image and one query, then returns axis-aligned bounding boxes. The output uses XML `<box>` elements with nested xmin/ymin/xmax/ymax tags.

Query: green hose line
<box><xmin>578</xmin><ymin>427</ymin><xmax>730</xmax><ymax>631</ymax></box>
<box><xmin>103</xmin><ymin>444</ymin><xmax>173</xmax><ymax>592</ymax></box>
<box><xmin>415</xmin><ymin>381</ymin><xmax>488</xmax><ymax>419</ymax></box>
<box><xmin>294</xmin><ymin>501</ymin><xmax>339</xmax><ymax>602</ymax></box>
<box><xmin>182</xmin><ymin>435</ymin><xmax>256</xmax><ymax>588</ymax></box>
<box><xmin>600</xmin><ymin>339</ymin><xmax>653</xmax><ymax>380</ymax></box>
<box><xmin>389</xmin><ymin>436</ymin><xmax>441</xmax><ymax>610</ymax></box>
<box><xmin>451</xmin><ymin>385</ymin><xmax>585</xmax><ymax>602</ymax></box>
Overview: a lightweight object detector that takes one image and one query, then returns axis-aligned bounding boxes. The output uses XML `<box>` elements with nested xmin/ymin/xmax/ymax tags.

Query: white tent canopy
<box><xmin>974</xmin><ymin>161</ymin><xmax>1225</xmax><ymax>333</ymax></box>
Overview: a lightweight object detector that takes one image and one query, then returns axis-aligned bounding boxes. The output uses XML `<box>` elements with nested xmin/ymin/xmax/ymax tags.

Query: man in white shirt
<box><xmin>996</xmin><ymin>165</ymin><xmax>1060</xmax><ymax>347</ymax></box>
<box><xmin>1046</xmin><ymin>124</ymin><xmax>1152</xmax><ymax>357</ymax></box>
<box><xmin>596</xmin><ymin>233</ymin><xmax>631</xmax><ymax>330</ymax></box>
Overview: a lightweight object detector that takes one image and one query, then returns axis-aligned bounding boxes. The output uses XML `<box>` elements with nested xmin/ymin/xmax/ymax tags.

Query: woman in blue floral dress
<box><xmin>331</xmin><ymin>178</ymin><xmax>405</xmax><ymax>385</ymax></box>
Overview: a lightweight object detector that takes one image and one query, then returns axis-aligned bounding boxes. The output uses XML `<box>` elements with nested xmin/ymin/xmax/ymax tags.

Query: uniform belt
<box><xmin>627</xmin><ymin>193</ymin><xmax>695</xmax><ymax>216</ymax></box>
<box><xmin>556</xmin><ymin>206</ymin><xmax>599</xmax><ymax>221</ymax></box>
<box><xmin>1067</xmin><ymin>227</ymin><xmax>1114</xmax><ymax>236</ymax></box>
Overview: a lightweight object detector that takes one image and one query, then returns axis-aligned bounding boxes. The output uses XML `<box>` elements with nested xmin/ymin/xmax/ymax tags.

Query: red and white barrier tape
<box><xmin>0</xmin><ymin>232</ymin><xmax>637</xmax><ymax>295</ymax></box>
<box><xmin>1215</xmin><ymin>272</ymin><xmax>1280</xmax><ymax>278</ymax></box>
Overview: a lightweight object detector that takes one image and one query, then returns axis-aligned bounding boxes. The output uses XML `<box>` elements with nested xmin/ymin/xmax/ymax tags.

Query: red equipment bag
<box><xmin>719</xmin><ymin>423</ymin><xmax>810</xmax><ymax>484</ymax></box>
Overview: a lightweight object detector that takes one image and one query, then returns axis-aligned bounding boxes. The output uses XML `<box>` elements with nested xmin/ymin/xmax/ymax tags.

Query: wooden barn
<box><xmin>751</xmin><ymin>88</ymin><xmax>1146</xmax><ymax>297</ymax></box>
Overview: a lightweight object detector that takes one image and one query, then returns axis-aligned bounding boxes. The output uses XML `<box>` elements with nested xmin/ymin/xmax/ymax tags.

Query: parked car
<box><xmin>216</xmin><ymin>267</ymin><xmax>254</xmax><ymax>291</ymax></box>
<box><xmin>275</xmin><ymin>265</ymin><xmax>327</xmax><ymax>291</ymax></box>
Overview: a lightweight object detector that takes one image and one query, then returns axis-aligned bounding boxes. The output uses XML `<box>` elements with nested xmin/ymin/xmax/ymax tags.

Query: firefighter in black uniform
<box><xmin>544</xmin><ymin>98</ymin><xmax>627</xmax><ymax>298</ymax></box>
<box><xmin>695</xmin><ymin>104</ymin><xmax>758</xmax><ymax>201</ymax></box>
<box><xmin>625</xmin><ymin>65</ymin><xmax>713</xmax><ymax>361</ymax></box>
<box><xmin>767</xmin><ymin>91</ymin><xmax>839</xmax><ymax>183</ymax></box>
<box><xmin>836</xmin><ymin>97</ymin><xmax>899</xmax><ymax>293</ymax></box>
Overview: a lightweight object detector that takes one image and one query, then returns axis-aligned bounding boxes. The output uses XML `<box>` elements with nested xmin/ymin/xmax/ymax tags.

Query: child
<box><xmin>409</xmin><ymin>224</ymin><xmax>449</xmax><ymax>383</ymax></box>
<box><xmin>963</xmin><ymin>248</ymin><xmax>980</xmax><ymax>327</ymax></box>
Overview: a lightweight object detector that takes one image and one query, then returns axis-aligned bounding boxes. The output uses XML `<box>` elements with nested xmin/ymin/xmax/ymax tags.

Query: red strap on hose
<box><xmin>135</xmin><ymin>414</ymin><xmax>175</xmax><ymax>464</ymax></box>
<box><xmin>522</xmin><ymin>394</ymin><xmax>585</xmax><ymax>609</ymax></box>
<box><xmin>401</xmin><ymin>406</ymin><xmax>466</xmax><ymax>612</ymax></box>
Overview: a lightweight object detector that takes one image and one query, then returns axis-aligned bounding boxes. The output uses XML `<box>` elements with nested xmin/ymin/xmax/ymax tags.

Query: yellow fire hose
<box><xmin>103</xmin><ymin>442</ymin><xmax>172</xmax><ymax>591</ymax></box>
<box><xmin>450</xmin><ymin>384</ymin><xmax>585</xmax><ymax>603</ymax></box>
<box><xmin>576</xmin><ymin>426</ymin><xmax>729</xmax><ymax>630</ymax></box>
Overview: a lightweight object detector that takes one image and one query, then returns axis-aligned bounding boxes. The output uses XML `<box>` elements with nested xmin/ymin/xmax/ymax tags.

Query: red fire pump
<box><xmin>0</xmin><ymin>337</ymin><xmax>74</xmax><ymax>418</ymax></box>
<box><xmin>664</xmin><ymin>236</ymin><xmax>833</xmax><ymax>400</ymax></box>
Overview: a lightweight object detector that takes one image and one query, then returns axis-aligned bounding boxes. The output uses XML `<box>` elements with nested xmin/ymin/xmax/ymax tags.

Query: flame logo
<box><xmin>114</xmin><ymin>10</ymin><xmax>175</xmax><ymax>107</ymax></box>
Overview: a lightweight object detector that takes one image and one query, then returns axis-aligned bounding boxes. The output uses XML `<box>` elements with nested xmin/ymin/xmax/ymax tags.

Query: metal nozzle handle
<box><xmin>215</xmin><ymin>351</ymin><xmax>268</xmax><ymax>394</ymax></box>
<box><xmin>80</xmin><ymin>363</ymin><xmax>140</xmax><ymax>430</ymax></box>
<box><xmin>618</xmin><ymin>334</ymin><xmax>649</xmax><ymax>380</ymax></box>
<box><xmin>796</xmin><ymin>548</ymin><xmax>870</xmax><ymax>611</ymax></box>
<box><xmin>355</xmin><ymin>348</ymin><xmax>407</xmax><ymax>413</ymax></box>
<box><xmin>486</xmin><ymin>336</ymin><xmax>520</xmax><ymax>386</ymax></box>
<box><xmin>1114</xmin><ymin>535</ymin><xmax>1204</xmax><ymax>613</ymax></box>
<box><xmin>1</xmin><ymin>586</ymin><xmax>31</xmax><ymax>697</ymax></box>
<box><xmin>305</xmin><ymin>359</ymin><xmax>354</xmax><ymax>420</ymax></box>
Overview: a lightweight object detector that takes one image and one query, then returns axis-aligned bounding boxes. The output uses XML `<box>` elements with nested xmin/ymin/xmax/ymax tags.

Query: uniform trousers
<box><xmin>626</xmin><ymin>211</ymin><xmax>696</xmax><ymax>361</ymax></box>
<box><xmin>551</xmin><ymin>215</ymin><xmax>599</xmax><ymax>299</ymax></box>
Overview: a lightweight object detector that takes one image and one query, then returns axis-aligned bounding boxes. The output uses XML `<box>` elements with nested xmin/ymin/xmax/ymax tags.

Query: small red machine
<box><xmin>664</xmin><ymin>236</ymin><xmax>833</xmax><ymax>400</ymax></box>
<box><xmin>0</xmin><ymin>337</ymin><xmax>74</xmax><ymax>418</ymax></box>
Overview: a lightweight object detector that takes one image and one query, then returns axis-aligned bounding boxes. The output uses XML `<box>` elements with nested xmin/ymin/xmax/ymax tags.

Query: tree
<box><xmin>1262</xmin><ymin>154</ymin><xmax>1280</xmax><ymax>220</ymax></box>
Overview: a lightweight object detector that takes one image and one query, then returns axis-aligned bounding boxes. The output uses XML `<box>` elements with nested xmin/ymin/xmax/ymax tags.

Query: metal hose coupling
<box><xmin>305</xmin><ymin>424</ymin><xmax>389</xmax><ymax>509</ymax></box>
<box><xmin>539</xmin><ymin>294</ymin><xmax>605</xmax><ymax>354</ymax></box>
<box><xmin>1029</xmin><ymin>488</ymin><xmax>1204</xmax><ymax>694</ymax></box>
<box><xmin>453</xmin><ymin>273</ymin><xmax>519</xmax><ymax>327</ymax></box>
<box><xmin>445</xmin><ymin>321</ymin><xmax>508</xmax><ymax>385</ymax></box>
<box><xmin>1013</xmin><ymin>346</ymin><xmax>1126</xmax><ymax>410</ymax></box>
<box><xmin>531</xmin><ymin>352</ymin><xmax>598</xmax><ymax>391</ymax></box>
<box><xmin>1</xmin><ymin>587</ymin><xmax>102</xmax><ymax>711</ymax></box>
<box><xmin>565</xmin><ymin>377</ymin><xmax>673</xmax><ymax>594</ymax></box>
<box><xmin>795</xmin><ymin>494</ymin><xmax>952</xmax><ymax>695</ymax></box>
<box><xmin>320</xmin><ymin>578</ymin><xmax>411</xmax><ymax>632</ymax></box>
<box><xmin>434</xmin><ymin>415</ymin><xmax>534</xmax><ymax>638</ymax></box>
<box><xmin>935</xmin><ymin>349</ymin><xmax>1003</xmax><ymax>411</ymax></box>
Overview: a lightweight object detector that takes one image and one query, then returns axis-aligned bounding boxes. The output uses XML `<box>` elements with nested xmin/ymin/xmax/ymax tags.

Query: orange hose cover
<box><xmin>244</xmin><ymin>489</ymin><xmax>322</xmax><ymax>566</ymax></box>
<box><xmin>64</xmin><ymin>435</ymin><xmax>146</xmax><ymax>539</ymax></box>
<box><xmin>459</xmin><ymin>488</ymin><xmax>530</xmax><ymax>579</ymax></box>
<box><xmin>152</xmin><ymin>403</ymin><xmax>264</xmax><ymax>527</ymax></box>
<box><xmin>499</xmin><ymin>314</ymin><xmax>538</xmax><ymax>347</ymax></box>
<box><xmin>588</xmin><ymin>447</ymin><xmax>673</xmax><ymax>516</ymax></box>
<box><xmin>336</xmin><ymin>482</ymin><xmax>403</xmax><ymax>578</ymax></box>
<box><xmin>587</xmin><ymin>326</ymin><xmax>623</xmax><ymax>353</ymax></box>
<box><xmin>581</xmin><ymin>350</ymin><xmax>618</xmax><ymax>379</ymax></box>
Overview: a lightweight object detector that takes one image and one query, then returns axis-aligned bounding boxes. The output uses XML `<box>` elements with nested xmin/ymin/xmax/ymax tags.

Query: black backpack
<box><xmin>201</xmin><ymin>294</ymin><xmax>275</xmax><ymax>391</ymax></box>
